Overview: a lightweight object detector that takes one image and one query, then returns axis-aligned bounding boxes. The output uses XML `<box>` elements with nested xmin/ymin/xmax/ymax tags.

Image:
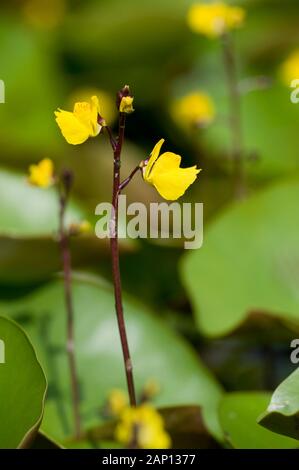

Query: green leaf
<box><xmin>62</xmin><ymin>0</ymin><xmax>191</xmax><ymax>103</ymax></box>
<box><xmin>181</xmin><ymin>181</ymin><xmax>299</xmax><ymax>337</ymax></box>
<box><xmin>0</xmin><ymin>168</ymin><xmax>133</xmax><ymax>284</ymax></box>
<box><xmin>202</xmin><ymin>83</ymin><xmax>299</xmax><ymax>178</ymax></box>
<box><xmin>170</xmin><ymin>12</ymin><xmax>299</xmax><ymax>179</ymax></box>
<box><xmin>0</xmin><ymin>168</ymin><xmax>85</xmax><ymax>284</ymax></box>
<box><xmin>258</xmin><ymin>368</ymin><xmax>299</xmax><ymax>440</ymax></box>
<box><xmin>219</xmin><ymin>392</ymin><xmax>298</xmax><ymax>449</ymax></box>
<box><xmin>0</xmin><ymin>273</ymin><xmax>223</xmax><ymax>442</ymax></box>
<box><xmin>0</xmin><ymin>316</ymin><xmax>47</xmax><ymax>448</ymax></box>
<box><xmin>0</xmin><ymin>169</ymin><xmax>84</xmax><ymax>237</ymax></box>
<box><xmin>30</xmin><ymin>431</ymin><xmax>64</xmax><ymax>449</ymax></box>
<box><xmin>0</xmin><ymin>16</ymin><xmax>61</xmax><ymax>159</ymax></box>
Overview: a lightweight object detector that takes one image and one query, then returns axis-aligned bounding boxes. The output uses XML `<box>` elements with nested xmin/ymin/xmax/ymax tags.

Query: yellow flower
<box><xmin>115</xmin><ymin>404</ymin><xmax>171</xmax><ymax>449</ymax></box>
<box><xmin>68</xmin><ymin>88</ymin><xmax>117</xmax><ymax>126</ymax></box>
<box><xmin>187</xmin><ymin>2</ymin><xmax>245</xmax><ymax>38</ymax></box>
<box><xmin>142</xmin><ymin>139</ymin><xmax>200</xmax><ymax>200</ymax></box>
<box><xmin>22</xmin><ymin>0</ymin><xmax>66</xmax><ymax>30</ymax></box>
<box><xmin>142</xmin><ymin>379</ymin><xmax>160</xmax><ymax>400</ymax></box>
<box><xmin>279</xmin><ymin>49</ymin><xmax>299</xmax><ymax>86</ymax></box>
<box><xmin>107</xmin><ymin>389</ymin><xmax>128</xmax><ymax>417</ymax></box>
<box><xmin>78</xmin><ymin>220</ymin><xmax>92</xmax><ymax>233</ymax></box>
<box><xmin>69</xmin><ymin>220</ymin><xmax>92</xmax><ymax>236</ymax></box>
<box><xmin>28</xmin><ymin>158</ymin><xmax>54</xmax><ymax>188</ymax></box>
<box><xmin>55</xmin><ymin>95</ymin><xmax>103</xmax><ymax>145</ymax></box>
<box><xmin>171</xmin><ymin>92</ymin><xmax>215</xmax><ymax>128</ymax></box>
<box><xmin>119</xmin><ymin>96</ymin><xmax>134</xmax><ymax>114</ymax></box>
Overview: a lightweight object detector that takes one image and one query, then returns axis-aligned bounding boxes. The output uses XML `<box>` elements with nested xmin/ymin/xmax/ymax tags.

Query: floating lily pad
<box><xmin>181</xmin><ymin>181</ymin><xmax>299</xmax><ymax>337</ymax></box>
<box><xmin>0</xmin><ymin>169</ymin><xmax>133</xmax><ymax>284</ymax></box>
<box><xmin>0</xmin><ymin>316</ymin><xmax>47</xmax><ymax>448</ymax></box>
<box><xmin>219</xmin><ymin>392</ymin><xmax>298</xmax><ymax>449</ymax></box>
<box><xmin>259</xmin><ymin>367</ymin><xmax>299</xmax><ymax>440</ymax></box>
<box><xmin>0</xmin><ymin>273</ymin><xmax>223</xmax><ymax>442</ymax></box>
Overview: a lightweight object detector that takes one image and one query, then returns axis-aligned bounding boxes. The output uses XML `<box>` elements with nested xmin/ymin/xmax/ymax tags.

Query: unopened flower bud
<box><xmin>61</xmin><ymin>168</ymin><xmax>74</xmax><ymax>193</ymax></box>
<box><xmin>117</xmin><ymin>85</ymin><xmax>134</xmax><ymax>113</ymax></box>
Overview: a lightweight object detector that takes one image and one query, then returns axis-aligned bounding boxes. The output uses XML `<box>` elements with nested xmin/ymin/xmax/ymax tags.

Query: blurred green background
<box><xmin>1</xmin><ymin>0</ymin><xmax>299</xmax><ymax>448</ymax></box>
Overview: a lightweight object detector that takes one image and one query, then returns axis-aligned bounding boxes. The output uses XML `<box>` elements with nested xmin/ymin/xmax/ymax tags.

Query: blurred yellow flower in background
<box><xmin>279</xmin><ymin>49</ymin><xmax>299</xmax><ymax>86</ymax></box>
<box><xmin>142</xmin><ymin>379</ymin><xmax>160</xmax><ymax>400</ymax></box>
<box><xmin>23</xmin><ymin>0</ymin><xmax>66</xmax><ymax>30</ymax></box>
<box><xmin>78</xmin><ymin>220</ymin><xmax>92</xmax><ymax>234</ymax></box>
<box><xmin>142</xmin><ymin>139</ymin><xmax>200</xmax><ymax>200</ymax></box>
<box><xmin>119</xmin><ymin>96</ymin><xmax>134</xmax><ymax>114</ymax></box>
<box><xmin>171</xmin><ymin>92</ymin><xmax>215</xmax><ymax>129</ymax></box>
<box><xmin>106</xmin><ymin>389</ymin><xmax>128</xmax><ymax>417</ymax></box>
<box><xmin>69</xmin><ymin>220</ymin><xmax>92</xmax><ymax>236</ymax></box>
<box><xmin>55</xmin><ymin>96</ymin><xmax>103</xmax><ymax>145</ymax></box>
<box><xmin>28</xmin><ymin>158</ymin><xmax>54</xmax><ymax>188</ymax></box>
<box><xmin>115</xmin><ymin>404</ymin><xmax>171</xmax><ymax>449</ymax></box>
<box><xmin>187</xmin><ymin>2</ymin><xmax>245</xmax><ymax>38</ymax></box>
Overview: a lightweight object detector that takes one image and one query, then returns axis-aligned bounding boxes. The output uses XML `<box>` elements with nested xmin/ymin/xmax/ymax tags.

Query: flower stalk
<box><xmin>221</xmin><ymin>32</ymin><xmax>246</xmax><ymax>199</ymax></box>
<box><xmin>54</xmin><ymin>85</ymin><xmax>200</xmax><ymax>413</ymax></box>
<box><xmin>58</xmin><ymin>170</ymin><xmax>82</xmax><ymax>438</ymax></box>
<box><xmin>109</xmin><ymin>111</ymin><xmax>137</xmax><ymax>407</ymax></box>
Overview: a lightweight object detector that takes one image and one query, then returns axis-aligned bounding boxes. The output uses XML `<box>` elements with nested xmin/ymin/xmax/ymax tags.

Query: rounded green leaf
<box><xmin>0</xmin><ymin>274</ymin><xmax>223</xmax><ymax>441</ymax></box>
<box><xmin>181</xmin><ymin>181</ymin><xmax>299</xmax><ymax>337</ymax></box>
<box><xmin>259</xmin><ymin>368</ymin><xmax>299</xmax><ymax>440</ymax></box>
<box><xmin>202</xmin><ymin>83</ymin><xmax>299</xmax><ymax>178</ymax></box>
<box><xmin>0</xmin><ymin>169</ymin><xmax>84</xmax><ymax>237</ymax></box>
<box><xmin>0</xmin><ymin>168</ymin><xmax>85</xmax><ymax>284</ymax></box>
<box><xmin>219</xmin><ymin>392</ymin><xmax>298</xmax><ymax>449</ymax></box>
<box><xmin>0</xmin><ymin>316</ymin><xmax>47</xmax><ymax>448</ymax></box>
<box><xmin>0</xmin><ymin>17</ymin><xmax>61</xmax><ymax>159</ymax></box>
<box><xmin>0</xmin><ymin>168</ymin><xmax>133</xmax><ymax>284</ymax></box>
<box><xmin>30</xmin><ymin>432</ymin><xmax>63</xmax><ymax>449</ymax></box>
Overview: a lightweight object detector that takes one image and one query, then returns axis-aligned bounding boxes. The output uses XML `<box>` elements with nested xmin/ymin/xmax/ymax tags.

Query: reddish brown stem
<box><xmin>222</xmin><ymin>33</ymin><xmax>246</xmax><ymax>199</ymax></box>
<box><xmin>119</xmin><ymin>165</ymin><xmax>141</xmax><ymax>192</ymax></box>
<box><xmin>58</xmin><ymin>186</ymin><xmax>82</xmax><ymax>438</ymax></box>
<box><xmin>110</xmin><ymin>113</ymin><xmax>137</xmax><ymax>407</ymax></box>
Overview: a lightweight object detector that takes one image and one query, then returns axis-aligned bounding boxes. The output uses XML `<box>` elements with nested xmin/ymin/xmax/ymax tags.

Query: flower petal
<box><xmin>144</xmin><ymin>139</ymin><xmax>165</xmax><ymax>180</ymax></box>
<box><xmin>55</xmin><ymin>109</ymin><xmax>90</xmax><ymax>145</ymax></box>
<box><xmin>90</xmin><ymin>95</ymin><xmax>102</xmax><ymax>135</ymax></box>
<box><xmin>152</xmin><ymin>166</ymin><xmax>201</xmax><ymax>200</ymax></box>
<box><xmin>28</xmin><ymin>158</ymin><xmax>54</xmax><ymax>188</ymax></box>
<box><xmin>150</xmin><ymin>151</ymin><xmax>181</xmax><ymax>178</ymax></box>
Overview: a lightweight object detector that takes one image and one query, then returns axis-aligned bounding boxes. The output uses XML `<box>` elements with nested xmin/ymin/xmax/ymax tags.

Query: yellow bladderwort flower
<box><xmin>68</xmin><ymin>88</ymin><xmax>117</xmax><ymax>126</ymax></box>
<box><xmin>107</xmin><ymin>389</ymin><xmax>128</xmax><ymax>417</ymax></box>
<box><xmin>55</xmin><ymin>95</ymin><xmax>103</xmax><ymax>145</ymax></box>
<box><xmin>142</xmin><ymin>139</ymin><xmax>200</xmax><ymax>200</ymax></box>
<box><xmin>171</xmin><ymin>92</ymin><xmax>215</xmax><ymax>128</ymax></box>
<box><xmin>279</xmin><ymin>49</ymin><xmax>299</xmax><ymax>86</ymax></box>
<box><xmin>187</xmin><ymin>2</ymin><xmax>245</xmax><ymax>38</ymax></box>
<box><xmin>119</xmin><ymin>96</ymin><xmax>134</xmax><ymax>114</ymax></box>
<box><xmin>28</xmin><ymin>158</ymin><xmax>54</xmax><ymax>188</ymax></box>
<box><xmin>115</xmin><ymin>404</ymin><xmax>171</xmax><ymax>449</ymax></box>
